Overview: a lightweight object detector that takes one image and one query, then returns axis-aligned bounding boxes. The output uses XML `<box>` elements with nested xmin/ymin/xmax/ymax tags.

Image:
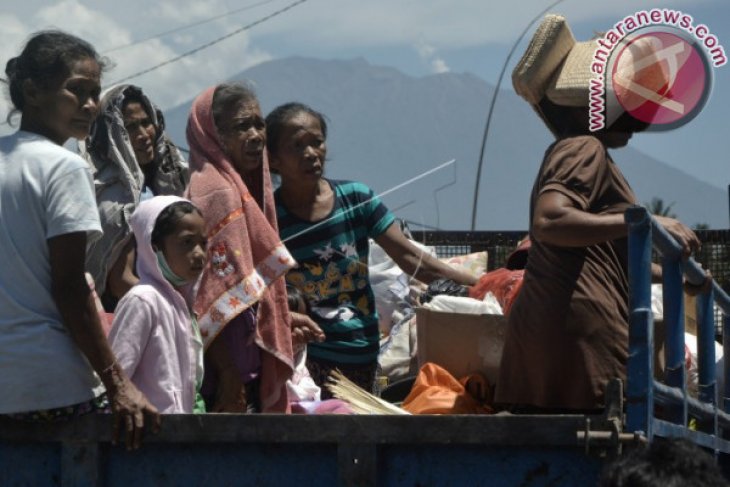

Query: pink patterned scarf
<box><xmin>185</xmin><ymin>86</ymin><xmax>295</xmax><ymax>412</ymax></box>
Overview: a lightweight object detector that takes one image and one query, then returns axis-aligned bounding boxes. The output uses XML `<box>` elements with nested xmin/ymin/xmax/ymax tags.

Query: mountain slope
<box><xmin>165</xmin><ymin>56</ymin><xmax>726</xmax><ymax>229</ymax></box>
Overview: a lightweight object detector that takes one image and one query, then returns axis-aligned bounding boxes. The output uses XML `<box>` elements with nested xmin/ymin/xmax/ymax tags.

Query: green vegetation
<box><xmin>645</xmin><ymin>197</ymin><xmax>677</xmax><ymax>219</ymax></box>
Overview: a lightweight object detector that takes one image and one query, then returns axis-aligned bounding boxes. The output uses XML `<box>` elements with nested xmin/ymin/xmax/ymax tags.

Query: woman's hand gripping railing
<box><xmin>625</xmin><ymin>206</ymin><xmax>730</xmax><ymax>454</ymax></box>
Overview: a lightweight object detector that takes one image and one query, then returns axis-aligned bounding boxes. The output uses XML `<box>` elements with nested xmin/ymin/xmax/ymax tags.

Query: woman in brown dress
<box><xmin>495</xmin><ymin>15</ymin><xmax>701</xmax><ymax>411</ymax></box>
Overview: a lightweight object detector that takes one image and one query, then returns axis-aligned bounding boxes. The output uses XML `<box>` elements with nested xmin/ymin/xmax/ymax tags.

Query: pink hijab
<box><xmin>185</xmin><ymin>86</ymin><xmax>295</xmax><ymax>412</ymax></box>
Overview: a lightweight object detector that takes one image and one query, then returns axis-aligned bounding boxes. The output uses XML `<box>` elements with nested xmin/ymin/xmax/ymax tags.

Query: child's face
<box><xmin>159</xmin><ymin>211</ymin><xmax>207</xmax><ymax>283</ymax></box>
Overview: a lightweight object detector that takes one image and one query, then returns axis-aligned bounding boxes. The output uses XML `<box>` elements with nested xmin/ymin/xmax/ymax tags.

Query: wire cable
<box><xmin>102</xmin><ymin>0</ymin><xmax>278</xmax><ymax>53</ymax></box>
<box><xmin>0</xmin><ymin>1</ymin><xmax>295</xmax><ymax>127</ymax></box>
<box><xmin>469</xmin><ymin>0</ymin><xmax>566</xmax><ymax>230</ymax></box>
<box><xmin>282</xmin><ymin>159</ymin><xmax>456</xmax><ymax>244</ymax></box>
<box><xmin>106</xmin><ymin>0</ymin><xmax>308</xmax><ymax>86</ymax></box>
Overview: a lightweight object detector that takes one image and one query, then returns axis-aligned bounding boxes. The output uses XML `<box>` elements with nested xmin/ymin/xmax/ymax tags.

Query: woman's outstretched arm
<box><xmin>375</xmin><ymin>223</ymin><xmax>478</xmax><ymax>286</ymax></box>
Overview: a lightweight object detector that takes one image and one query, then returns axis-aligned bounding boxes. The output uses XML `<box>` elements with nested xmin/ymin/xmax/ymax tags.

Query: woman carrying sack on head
<box><xmin>495</xmin><ymin>15</ymin><xmax>704</xmax><ymax>412</ymax></box>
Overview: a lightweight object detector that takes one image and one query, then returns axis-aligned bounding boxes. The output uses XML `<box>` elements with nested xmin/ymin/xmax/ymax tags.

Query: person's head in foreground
<box><xmin>599</xmin><ymin>438</ymin><xmax>728</xmax><ymax>487</ymax></box>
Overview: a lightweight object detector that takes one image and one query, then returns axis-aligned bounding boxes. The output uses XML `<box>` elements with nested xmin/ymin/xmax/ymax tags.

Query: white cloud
<box><xmin>248</xmin><ymin>0</ymin><xmax>716</xmax><ymax>49</ymax></box>
<box><xmin>415</xmin><ymin>40</ymin><xmax>450</xmax><ymax>74</ymax></box>
<box><xmin>172</xmin><ymin>34</ymin><xmax>195</xmax><ymax>46</ymax></box>
<box><xmin>416</xmin><ymin>43</ymin><xmax>436</xmax><ymax>59</ymax></box>
<box><xmin>0</xmin><ymin>0</ymin><xmax>274</xmax><ymax>130</ymax></box>
<box><xmin>32</xmin><ymin>1</ymin><xmax>271</xmax><ymax>109</ymax></box>
<box><xmin>153</xmin><ymin>0</ymin><xmax>226</xmax><ymax>24</ymax></box>
<box><xmin>0</xmin><ymin>0</ymin><xmax>722</xmax><ymax>128</ymax></box>
<box><xmin>0</xmin><ymin>14</ymin><xmax>28</xmax><ymax>74</ymax></box>
<box><xmin>34</xmin><ymin>0</ymin><xmax>132</xmax><ymax>50</ymax></box>
<box><xmin>431</xmin><ymin>58</ymin><xmax>450</xmax><ymax>74</ymax></box>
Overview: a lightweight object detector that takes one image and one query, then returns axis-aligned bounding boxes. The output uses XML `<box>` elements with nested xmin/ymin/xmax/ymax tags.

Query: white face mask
<box><xmin>156</xmin><ymin>250</ymin><xmax>189</xmax><ymax>287</ymax></box>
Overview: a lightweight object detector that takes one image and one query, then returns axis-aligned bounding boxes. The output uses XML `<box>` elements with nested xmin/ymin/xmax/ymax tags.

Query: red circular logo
<box><xmin>611</xmin><ymin>30</ymin><xmax>711</xmax><ymax>129</ymax></box>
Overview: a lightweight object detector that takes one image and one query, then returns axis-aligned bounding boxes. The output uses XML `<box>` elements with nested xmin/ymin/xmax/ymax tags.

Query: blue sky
<box><xmin>1</xmin><ymin>0</ymin><xmax>728</xmax><ymax>202</ymax></box>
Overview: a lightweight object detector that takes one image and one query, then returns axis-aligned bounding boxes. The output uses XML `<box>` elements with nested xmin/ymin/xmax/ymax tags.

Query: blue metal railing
<box><xmin>626</xmin><ymin>206</ymin><xmax>730</xmax><ymax>454</ymax></box>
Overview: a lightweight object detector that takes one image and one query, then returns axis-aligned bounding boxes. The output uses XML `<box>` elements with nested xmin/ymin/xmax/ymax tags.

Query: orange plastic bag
<box><xmin>468</xmin><ymin>237</ymin><xmax>529</xmax><ymax>316</ymax></box>
<box><xmin>401</xmin><ymin>363</ymin><xmax>493</xmax><ymax>415</ymax></box>
<box><xmin>468</xmin><ymin>268</ymin><xmax>524</xmax><ymax>315</ymax></box>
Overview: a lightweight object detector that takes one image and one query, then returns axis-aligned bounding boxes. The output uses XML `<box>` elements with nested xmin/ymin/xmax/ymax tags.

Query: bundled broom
<box><xmin>326</xmin><ymin>370</ymin><xmax>410</xmax><ymax>415</ymax></box>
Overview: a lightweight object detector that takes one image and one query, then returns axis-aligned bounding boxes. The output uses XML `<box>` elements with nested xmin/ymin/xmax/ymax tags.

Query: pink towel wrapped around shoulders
<box><xmin>185</xmin><ymin>87</ymin><xmax>295</xmax><ymax>413</ymax></box>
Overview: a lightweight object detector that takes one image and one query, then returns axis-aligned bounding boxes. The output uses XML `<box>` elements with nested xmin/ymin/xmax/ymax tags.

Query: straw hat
<box><xmin>514</xmin><ymin>14</ymin><xmax>673</xmax><ymax>130</ymax></box>
<box><xmin>513</xmin><ymin>14</ymin><xmax>594</xmax><ymax>107</ymax></box>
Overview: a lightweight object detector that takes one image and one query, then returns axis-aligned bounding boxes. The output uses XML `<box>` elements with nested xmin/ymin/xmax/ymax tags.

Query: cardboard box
<box><xmin>415</xmin><ymin>307</ymin><xmax>508</xmax><ymax>385</ymax></box>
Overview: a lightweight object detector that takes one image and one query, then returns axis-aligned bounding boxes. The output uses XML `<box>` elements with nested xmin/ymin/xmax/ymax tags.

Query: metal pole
<box><xmin>696</xmin><ymin>288</ymin><xmax>719</xmax><ymax>456</ymax></box>
<box><xmin>662</xmin><ymin>256</ymin><xmax>687</xmax><ymax>426</ymax></box>
<box><xmin>469</xmin><ymin>0</ymin><xmax>565</xmax><ymax>231</ymax></box>
<box><xmin>697</xmin><ymin>289</ymin><xmax>717</xmax><ymax>406</ymax></box>
<box><xmin>625</xmin><ymin>206</ymin><xmax>655</xmax><ymax>438</ymax></box>
<box><xmin>722</xmin><ymin>313</ymin><xmax>730</xmax><ymax>413</ymax></box>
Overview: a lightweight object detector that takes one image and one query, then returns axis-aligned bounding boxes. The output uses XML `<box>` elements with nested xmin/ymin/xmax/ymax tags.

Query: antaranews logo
<box><xmin>589</xmin><ymin>8</ymin><xmax>726</xmax><ymax>132</ymax></box>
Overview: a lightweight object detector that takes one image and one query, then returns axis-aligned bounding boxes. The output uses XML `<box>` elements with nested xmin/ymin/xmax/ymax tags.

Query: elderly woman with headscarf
<box><xmin>495</xmin><ymin>15</ymin><xmax>703</xmax><ymax>412</ymax></box>
<box><xmin>84</xmin><ymin>84</ymin><xmax>189</xmax><ymax>309</ymax></box>
<box><xmin>185</xmin><ymin>83</ymin><xmax>323</xmax><ymax>413</ymax></box>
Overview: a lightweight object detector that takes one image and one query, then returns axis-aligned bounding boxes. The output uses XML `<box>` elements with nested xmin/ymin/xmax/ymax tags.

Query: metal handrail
<box><xmin>625</xmin><ymin>205</ymin><xmax>730</xmax><ymax>454</ymax></box>
<box><xmin>649</xmin><ymin>217</ymin><xmax>730</xmax><ymax>314</ymax></box>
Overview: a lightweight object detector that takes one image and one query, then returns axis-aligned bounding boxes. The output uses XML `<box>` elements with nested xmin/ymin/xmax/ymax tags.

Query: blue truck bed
<box><xmin>1</xmin><ymin>412</ymin><xmax>622</xmax><ymax>486</ymax></box>
<box><xmin>3</xmin><ymin>210</ymin><xmax>729</xmax><ymax>486</ymax></box>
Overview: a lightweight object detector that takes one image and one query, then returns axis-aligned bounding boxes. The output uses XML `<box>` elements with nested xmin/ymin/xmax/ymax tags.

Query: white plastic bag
<box><xmin>287</xmin><ymin>347</ymin><xmax>321</xmax><ymax>403</ymax></box>
<box><xmin>378</xmin><ymin>312</ymin><xmax>419</xmax><ymax>384</ymax></box>
<box><xmin>684</xmin><ymin>332</ymin><xmax>725</xmax><ymax>399</ymax></box>
<box><xmin>368</xmin><ymin>238</ymin><xmax>434</xmax><ymax>334</ymax></box>
<box><xmin>422</xmin><ymin>294</ymin><xmax>503</xmax><ymax>315</ymax></box>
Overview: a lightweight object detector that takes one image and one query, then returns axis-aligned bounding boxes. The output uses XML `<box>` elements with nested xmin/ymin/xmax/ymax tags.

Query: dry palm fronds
<box><xmin>326</xmin><ymin>370</ymin><xmax>410</xmax><ymax>415</ymax></box>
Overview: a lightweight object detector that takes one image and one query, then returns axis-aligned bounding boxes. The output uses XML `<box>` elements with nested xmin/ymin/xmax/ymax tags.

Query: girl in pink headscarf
<box><xmin>185</xmin><ymin>83</ymin><xmax>323</xmax><ymax>413</ymax></box>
